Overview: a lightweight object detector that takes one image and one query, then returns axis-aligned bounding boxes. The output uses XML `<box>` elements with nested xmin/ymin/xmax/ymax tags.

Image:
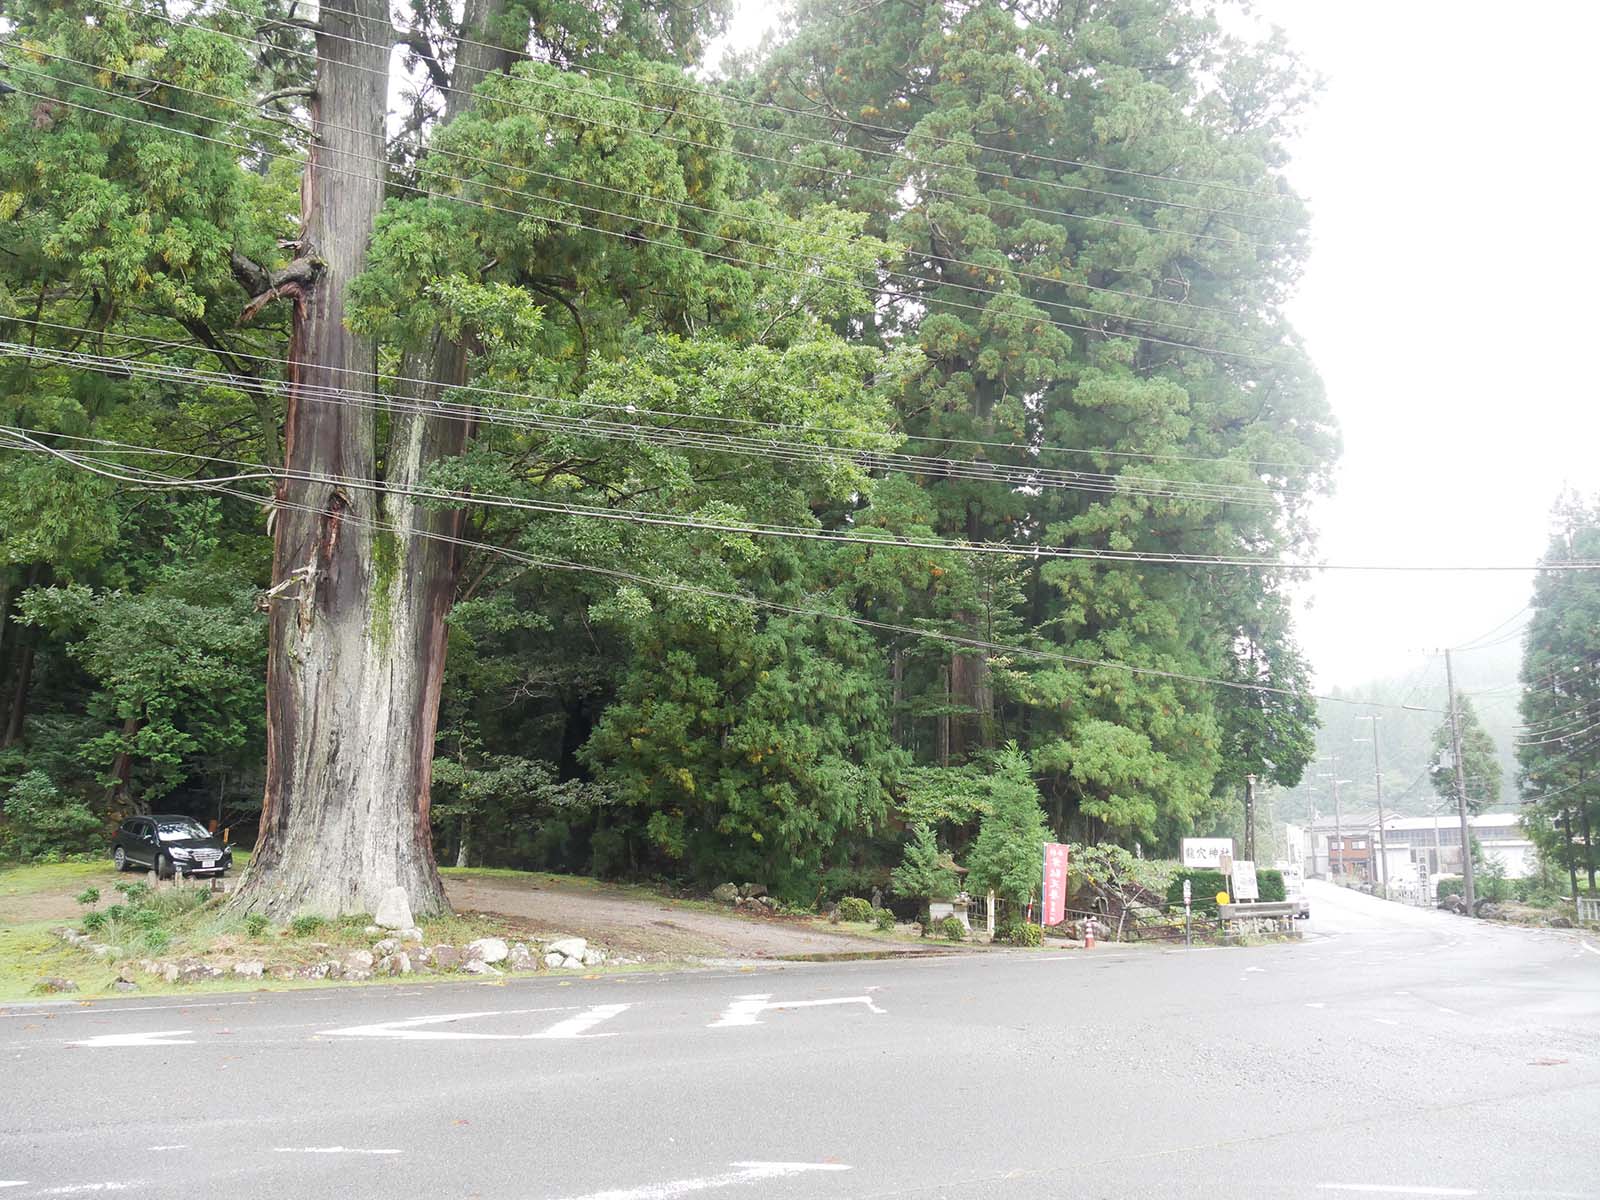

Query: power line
<box><xmin>0</xmin><ymin>47</ymin><xmax>1283</xmax><ymax>346</ymax></box>
<box><xmin>90</xmin><ymin>0</ymin><xmax>1291</xmax><ymax>256</ymax></box>
<box><xmin>306</xmin><ymin>0</ymin><xmax>1299</xmax><ymax>208</ymax></box>
<box><xmin>6</xmin><ymin>421</ymin><xmax>1597</xmax><ymax>577</ymax></box>
<box><xmin>0</xmin><ymin>425</ymin><xmax>1447</xmax><ymax>714</ymax></box>
<box><xmin>0</xmin><ymin>81</ymin><xmax>1283</xmax><ymax>366</ymax></box>
<box><xmin>0</xmin><ymin>426</ymin><xmax>1351</xmax><ymax>572</ymax></box>
<box><xmin>0</xmin><ymin>307</ymin><xmax>1309</xmax><ymax>473</ymax></box>
<box><xmin>0</xmin><ymin>340</ymin><xmax>1280</xmax><ymax>505</ymax></box>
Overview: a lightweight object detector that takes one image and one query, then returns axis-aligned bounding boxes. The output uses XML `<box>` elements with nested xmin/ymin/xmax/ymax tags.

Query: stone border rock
<box><xmin>47</xmin><ymin>924</ymin><xmax>631</xmax><ymax>990</ymax></box>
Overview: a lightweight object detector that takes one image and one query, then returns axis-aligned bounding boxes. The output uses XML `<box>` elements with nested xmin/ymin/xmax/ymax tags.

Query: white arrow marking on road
<box><xmin>68</xmin><ymin>1030</ymin><xmax>195</xmax><ymax>1048</ymax></box>
<box><xmin>324</xmin><ymin>1005</ymin><xmax>629</xmax><ymax>1041</ymax></box>
<box><xmin>556</xmin><ymin>1161</ymin><xmax>849</xmax><ymax>1200</ymax></box>
<box><xmin>708</xmin><ymin>994</ymin><xmax>886</xmax><ymax>1029</ymax></box>
<box><xmin>536</xmin><ymin>1004</ymin><xmax>631</xmax><ymax>1040</ymax></box>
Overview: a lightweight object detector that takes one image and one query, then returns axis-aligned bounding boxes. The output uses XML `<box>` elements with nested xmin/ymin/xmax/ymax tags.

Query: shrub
<box><xmin>0</xmin><ymin>771</ymin><xmax>103</xmax><ymax>860</ymax></box>
<box><xmin>289</xmin><ymin>914</ymin><xmax>326</xmax><ymax>937</ymax></box>
<box><xmin>115</xmin><ymin>881</ymin><xmax>151</xmax><ymax>904</ymax></box>
<box><xmin>1437</xmin><ymin>876</ymin><xmax>1464</xmax><ymax>899</ymax></box>
<box><xmin>244</xmin><ymin>913</ymin><xmax>269</xmax><ymax>937</ymax></box>
<box><xmin>1006</xmin><ymin>921</ymin><xmax>1042</xmax><ymax>947</ymax></box>
<box><xmin>890</xmin><ymin>823</ymin><xmax>958</xmax><ymax>901</ymax></box>
<box><xmin>938</xmin><ymin>915</ymin><xmax>967</xmax><ymax>941</ymax></box>
<box><xmin>837</xmin><ymin>896</ymin><xmax>874</xmax><ymax>924</ymax></box>
<box><xmin>1166</xmin><ymin>868</ymin><xmax>1284</xmax><ymax>914</ymax></box>
<box><xmin>962</xmin><ymin>745</ymin><xmax>1048</xmax><ymax>906</ymax></box>
<box><xmin>80</xmin><ymin>910</ymin><xmax>107</xmax><ymax>933</ymax></box>
<box><xmin>141</xmin><ymin>928</ymin><xmax>171</xmax><ymax>954</ymax></box>
<box><xmin>75</xmin><ymin>887</ymin><xmax>101</xmax><ymax>908</ymax></box>
<box><xmin>874</xmin><ymin>907</ymin><xmax>895</xmax><ymax>932</ymax></box>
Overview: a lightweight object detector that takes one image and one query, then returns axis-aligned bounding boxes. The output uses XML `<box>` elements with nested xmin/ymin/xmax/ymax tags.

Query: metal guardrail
<box><xmin>1578</xmin><ymin>896</ymin><xmax>1600</xmax><ymax>925</ymax></box>
<box><xmin>1218</xmin><ymin>901</ymin><xmax>1298</xmax><ymax>919</ymax></box>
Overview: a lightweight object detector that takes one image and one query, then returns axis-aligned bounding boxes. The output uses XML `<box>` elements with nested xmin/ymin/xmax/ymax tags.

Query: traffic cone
<box><xmin>1084</xmin><ymin>919</ymin><xmax>1096</xmax><ymax>950</ymax></box>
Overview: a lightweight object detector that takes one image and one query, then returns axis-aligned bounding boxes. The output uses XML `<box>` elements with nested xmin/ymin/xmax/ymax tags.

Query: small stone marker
<box><xmin>373</xmin><ymin>886</ymin><xmax>413</xmax><ymax>930</ymax></box>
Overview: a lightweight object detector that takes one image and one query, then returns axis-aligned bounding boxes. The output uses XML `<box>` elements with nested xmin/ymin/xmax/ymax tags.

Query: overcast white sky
<box><xmin>713</xmin><ymin>2</ymin><xmax>1600</xmax><ymax>689</ymax></box>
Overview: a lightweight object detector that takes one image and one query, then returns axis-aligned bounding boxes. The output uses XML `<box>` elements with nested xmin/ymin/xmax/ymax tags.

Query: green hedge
<box><xmin>1166</xmin><ymin>868</ymin><xmax>1284</xmax><ymax>914</ymax></box>
<box><xmin>1437</xmin><ymin>876</ymin><xmax>1464</xmax><ymax>899</ymax></box>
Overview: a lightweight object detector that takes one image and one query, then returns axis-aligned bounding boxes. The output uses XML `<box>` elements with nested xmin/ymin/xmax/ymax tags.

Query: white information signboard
<box><xmin>1231</xmin><ymin>860</ymin><xmax>1260</xmax><ymax>902</ymax></box>
<box><xmin>1180</xmin><ymin>837</ymin><xmax>1235</xmax><ymax>869</ymax></box>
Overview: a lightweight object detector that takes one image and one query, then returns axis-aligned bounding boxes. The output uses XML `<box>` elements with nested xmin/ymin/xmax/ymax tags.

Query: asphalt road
<box><xmin>2</xmin><ymin>880</ymin><xmax>1597</xmax><ymax>1199</ymax></box>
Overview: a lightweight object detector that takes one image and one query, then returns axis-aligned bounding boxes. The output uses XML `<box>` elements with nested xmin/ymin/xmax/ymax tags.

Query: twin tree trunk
<box><xmin>233</xmin><ymin>0</ymin><xmax>508</xmax><ymax>918</ymax></box>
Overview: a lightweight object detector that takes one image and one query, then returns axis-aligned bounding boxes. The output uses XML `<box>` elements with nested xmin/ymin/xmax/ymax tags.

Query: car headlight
<box><xmin>169</xmin><ymin>848</ymin><xmax>192</xmax><ymax>860</ymax></box>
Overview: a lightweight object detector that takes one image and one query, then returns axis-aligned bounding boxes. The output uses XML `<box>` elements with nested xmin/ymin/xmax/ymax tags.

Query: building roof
<box><xmin>1383</xmin><ymin>812</ymin><xmax>1526</xmax><ymax>837</ymax></box>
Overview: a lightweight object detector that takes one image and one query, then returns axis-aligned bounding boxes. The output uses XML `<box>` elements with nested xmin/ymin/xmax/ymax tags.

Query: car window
<box><xmin>157</xmin><ymin>819</ymin><xmax>210</xmax><ymax>842</ymax></box>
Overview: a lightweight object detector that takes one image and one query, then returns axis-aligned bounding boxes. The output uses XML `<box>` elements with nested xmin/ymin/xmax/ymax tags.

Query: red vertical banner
<box><xmin>1041</xmin><ymin>842</ymin><xmax>1069</xmax><ymax>927</ymax></box>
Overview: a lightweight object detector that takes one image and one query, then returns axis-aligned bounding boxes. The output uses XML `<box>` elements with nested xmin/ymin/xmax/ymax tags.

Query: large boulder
<box><xmin>507</xmin><ymin>943</ymin><xmax>535</xmax><ymax>972</ymax></box>
<box><xmin>376</xmin><ymin>952</ymin><xmax>412</xmax><ymax>976</ymax></box>
<box><xmin>461</xmin><ymin>959</ymin><xmax>500</xmax><ymax>976</ymax></box>
<box><xmin>432</xmin><ymin>945</ymin><xmax>462</xmax><ymax>971</ymax></box>
<box><xmin>547</xmin><ymin>937</ymin><xmax>587</xmax><ymax>960</ymax></box>
<box><xmin>711</xmin><ymin>883</ymin><xmax>740</xmax><ymax>905</ymax></box>
<box><xmin>232</xmin><ymin>960</ymin><xmax>264</xmax><ymax>978</ymax></box>
<box><xmin>344</xmin><ymin>949</ymin><xmax>376</xmax><ymax>973</ymax></box>
<box><xmin>34</xmin><ymin>977</ymin><xmax>77</xmax><ymax>994</ymax></box>
<box><xmin>372</xmin><ymin>886</ymin><xmax>414</xmax><ymax>931</ymax></box>
<box><xmin>467</xmin><ymin>937</ymin><xmax>509</xmax><ymax>964</ymax></box>
<box><xmin>580</xmin><ymin>948</ymin><xmax>607</xmax><ymax>968</ymax></box>
<box><xmin>1438</xmin><ymin>894</ymin><xmax>1467</xmax><ymax>914</ymax></box>
<box><xmin>739</xmin><ymin>882</ymin><xmax>767</xmax><ymax>899</ymax></box>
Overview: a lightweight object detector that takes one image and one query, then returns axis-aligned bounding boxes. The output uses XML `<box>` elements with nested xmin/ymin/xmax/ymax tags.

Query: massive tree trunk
<box><xmin>233</xmin><ymin>0</ymin><xmax>516</xmax><ymax>919</ymax></box>
<box><xmin>234</xmin><ymin>0</ymin><xmax>441</xmax><ymax>918</ymax></box>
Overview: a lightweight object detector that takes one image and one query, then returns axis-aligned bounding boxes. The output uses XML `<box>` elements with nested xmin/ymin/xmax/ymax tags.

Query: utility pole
<box><xmin>1444</xmin><ymin>648</ymin><xmax>1476</xmax><ymax>914</ymax></box>
<box><xmin>1334</xmin><ymin>776</ymin><xmax>1346</xmax><ymax>879</ymax></box>
<box><xmin>1564</xmin><ymin>806</ymin><xmax>1580</xmax><ymax>901</ymax></box>
<box><xmin>1353</xmin><ymin>720</ymin><xmax>1389</xmax><ymax>894</ymax></box>
<box><xmin>1244</xmin><ymin>773</ymin><xmax>1257</xmax><ymax>863</ymax></box>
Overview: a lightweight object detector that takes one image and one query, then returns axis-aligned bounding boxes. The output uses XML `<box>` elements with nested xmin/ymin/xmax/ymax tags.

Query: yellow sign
<box><xmin>1215</xmin><ymin>891</ymin><xmax>1231</xmax><ymax>906</ymax></box>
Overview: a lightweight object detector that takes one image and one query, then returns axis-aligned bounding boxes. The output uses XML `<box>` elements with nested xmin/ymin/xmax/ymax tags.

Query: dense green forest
<box><xmin>0</xmin><ymin>0</ymin><xmax>1345</xmax><ymax>908</ymax></box>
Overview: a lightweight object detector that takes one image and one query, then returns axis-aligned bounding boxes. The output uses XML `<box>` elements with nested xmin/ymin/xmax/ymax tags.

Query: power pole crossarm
<box><xmin>1444</xmin><ymin>648</ymin><xmax>1477</xmax><ymax>913</ymax></box>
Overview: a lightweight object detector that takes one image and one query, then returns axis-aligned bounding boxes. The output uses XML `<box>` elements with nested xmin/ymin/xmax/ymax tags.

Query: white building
<box><xmin>1290</xmin><ymin>811</ymin><xmax>1536</xmax><ymax>884</ymax></box>
<box><xmin>1379</xmin><ymin>812</ymin><xmax>1535</xmax><ymax>880</ymax></box>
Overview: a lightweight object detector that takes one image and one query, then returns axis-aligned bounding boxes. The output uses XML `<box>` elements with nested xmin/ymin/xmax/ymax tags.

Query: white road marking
<box><xmin>3</xmin><ymin>999</ymin><xmax>258</xmax><ymax>1019</ymax></box>
<box><xmin>1245</xmin><ymin>966</ymin><xmax>1265</xmax><ymax>973</ymax></box>
<box><xmin>1580</xmin><ymin>941</ymin><xmax>1600</xmax><ymax>956</ymax></box>
<box><xmin>556</xmin><ymin>1161</ymin><xmax>849</xmax><ymax>1200</ymax></box>
<box><xmin>1316</xmin><ymin>1185</ymin><xmax>1475</xmax><ymax>1196</ymax></box>
<box><xmin>146</xmin><ymin>1146</ymin><xmax>187</xmax><ymax>1152</ymax></box>
<box><xmin>0</xmin><ymin>1183</ymin><xmax>26</xmax><ymax>1190</ymax></box>
<box><xmin>708</xmin><ymin>994</ymin><xmax>886</xmax><ymax>1028</ymax></box>
<box><xmin>68</xmin><ymin>1030</ymin><xmax>195</xmax><ymax>1048</ymax></box>
<box><xmin>1371</xmin><ymin>1019</ymin><xmax>1400</xmax><ymax>1027</ymax></box>
<box><xmin>323</xmin><ymin>1005</ymin><xmax>626</xmax><ymax>1042</ymax></box>
<box><xmin>1305</xmin><ymin>1002</ymin><xmax>1326</xmax><ymax>1009</ymax></box>
<box><xmin>537</xmin><ymin>1004</ymin><xmax>631</xmax><ymax>1039</ymax></box>
<box><xmin>34</xmin><ymin>1185</ymin><xmax>140</xmax><ymax>1195</ymax></box>
<box><xmin>272</xmin><ymin>1148</ymin><xmax>401</xmax><ymax>1156</ymax></box>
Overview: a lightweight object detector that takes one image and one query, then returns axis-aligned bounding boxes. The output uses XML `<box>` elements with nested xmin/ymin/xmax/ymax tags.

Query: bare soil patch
<box><xmin>444</xmin><ymin>872</ymin><xmax>933</xmax><ymax>960</ymax></box>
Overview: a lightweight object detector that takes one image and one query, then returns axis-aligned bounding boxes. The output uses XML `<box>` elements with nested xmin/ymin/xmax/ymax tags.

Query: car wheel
<box><xmin>113</xmin><ymin>847</ymin><xmax>128</xmax><ymax>872</ymax></box>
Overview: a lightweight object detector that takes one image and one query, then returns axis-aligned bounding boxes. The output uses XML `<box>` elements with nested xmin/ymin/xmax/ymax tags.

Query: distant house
<box><xmin>1291</xmin><ymin>811</ymin><xmax>1534</xmax><ymax>883</ymax></box>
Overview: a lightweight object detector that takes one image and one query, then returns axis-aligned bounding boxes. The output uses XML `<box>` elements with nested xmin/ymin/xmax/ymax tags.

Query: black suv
<box><xmin>111</xmin><ymin>815</ymin><xmax>233</xmax><ymax>879</ymax></box>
